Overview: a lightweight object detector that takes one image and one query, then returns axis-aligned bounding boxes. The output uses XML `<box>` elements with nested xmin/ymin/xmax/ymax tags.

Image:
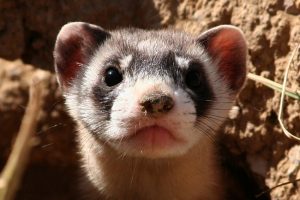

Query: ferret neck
<box><xmin>78</xmin><ymin>124</ymin><xmax>223</xmax><ymax>200</ymax></box>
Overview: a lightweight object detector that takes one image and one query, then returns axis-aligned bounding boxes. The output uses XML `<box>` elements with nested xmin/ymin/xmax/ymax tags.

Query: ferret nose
<box><xmin>139</xmin><ymin>93</ymin><xmax>174</xmax><ymax>117</ymax></box>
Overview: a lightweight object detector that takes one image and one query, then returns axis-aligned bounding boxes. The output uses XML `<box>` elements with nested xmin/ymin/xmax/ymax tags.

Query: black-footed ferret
<box><xmin>53</xmin><ymin>22</ymin><xmax>247</xmax><ymax>200</ymax></box>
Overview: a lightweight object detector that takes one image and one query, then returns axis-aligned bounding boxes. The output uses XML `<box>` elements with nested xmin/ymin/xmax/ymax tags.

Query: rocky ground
<box><xmin>0</xmin><ymin>0</ymin><xmax>299</xmax><ymax>199</ymax></box>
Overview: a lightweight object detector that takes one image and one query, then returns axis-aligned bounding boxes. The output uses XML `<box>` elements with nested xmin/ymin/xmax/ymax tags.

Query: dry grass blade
<box><xmin>0</xmin><ymin>71</ymin><xmax>48</xmax><ymax>200</ymax></box>
<box><xmin>247</xmin><ymin>44</ymin><xmax>300</xmax><ymax>141</ymax></box>
<box><xmin>278</xmin><ymin>44</ymin><xmax>300</xmax><ymax>142</ymax></box>
<box><xmin>247</xmin><ymin>73</ymin><xmax>300</xmax><ymax>100</ymax></box>
<box><xmin>255</xmin><ymin>178</ymin><xmax>300</xmax><ymax>199</ymax></box>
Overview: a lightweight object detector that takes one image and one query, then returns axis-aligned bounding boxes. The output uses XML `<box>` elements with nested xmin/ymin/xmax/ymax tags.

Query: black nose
<box><xmin>139</xmin><ymin>93</ymin><xmax>174</xmax><ymax>117</ymax></box>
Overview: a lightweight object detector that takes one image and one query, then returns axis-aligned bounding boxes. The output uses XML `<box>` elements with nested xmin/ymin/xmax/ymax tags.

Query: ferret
<box><xmin>53</xmin><ymin>22</ymin><xmax>247</xmax><ymax>200</ymax></box>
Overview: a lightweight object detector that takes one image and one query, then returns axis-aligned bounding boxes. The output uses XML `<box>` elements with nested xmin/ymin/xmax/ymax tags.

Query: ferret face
<box><xmin>54</xmin><ymin>23</ymin><xmax>247</xmax><ymax>158</ymax></box>
<box><xmin>81</xmin><ymin>33</ymin><xmax>216</xmax><ymax>158</ymax></box>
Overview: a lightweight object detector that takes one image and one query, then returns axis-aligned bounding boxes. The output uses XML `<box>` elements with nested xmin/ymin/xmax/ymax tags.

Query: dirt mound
<box><xmin>0</xmin><ymin>0</ymin><xmax>299</xmax><ymax>199</ymax></box>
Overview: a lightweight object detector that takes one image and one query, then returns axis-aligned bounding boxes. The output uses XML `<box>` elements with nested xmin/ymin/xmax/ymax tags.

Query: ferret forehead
<box><xmin>103</xmin><ymin>29</ymin><xmax>205</xmax><ymax>68</ymax></box>
<box><xmin>109</xmin><ymin>29</ymin><xmax>196</xmax><ymax>55</ymax></box>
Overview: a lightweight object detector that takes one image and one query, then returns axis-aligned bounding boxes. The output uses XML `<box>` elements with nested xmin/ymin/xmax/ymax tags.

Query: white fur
<box><xmin>175</xmin><ymin>55</ymin><xmax>190</xmax><ymax>69</ymax></box>
<box><xmin>106</xmin><ymin>75</ymin><xmax>199</xmax><ymax>158</ymax></box>
<box><xmin>120</xmin><ymin>54</ymin><xmax>133</xmax><ymax>69</ymax></box>
<box><xmin>137</xmin><ymin>39</ymin><xmax>168</xmax><ymax>56</ymax></box>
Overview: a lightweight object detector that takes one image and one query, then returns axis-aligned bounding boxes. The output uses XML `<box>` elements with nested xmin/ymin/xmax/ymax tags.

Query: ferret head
<box><xmin>54</xmin><ymin>22</ymin><xmax>246</xmax><ymax>158</ymax></box>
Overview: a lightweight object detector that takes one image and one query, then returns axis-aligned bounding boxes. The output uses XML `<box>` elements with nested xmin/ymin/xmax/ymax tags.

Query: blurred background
<box><xmin>0</xmin><ymin>0</ymin><xmax>299</xmax><ymax>199</ymax></box>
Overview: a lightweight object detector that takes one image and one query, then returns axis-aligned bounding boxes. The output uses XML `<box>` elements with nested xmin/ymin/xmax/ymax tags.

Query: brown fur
<box><xmin>77</xmin><ymin>122</ymin><xmax>224</xmax><ymax>200</ymax></box>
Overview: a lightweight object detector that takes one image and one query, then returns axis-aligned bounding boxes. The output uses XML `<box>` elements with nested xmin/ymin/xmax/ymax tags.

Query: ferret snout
<box><xmin>139</xmin><ymin>92</ymin><xmax>174</xmax><ymax>117</ymax></box>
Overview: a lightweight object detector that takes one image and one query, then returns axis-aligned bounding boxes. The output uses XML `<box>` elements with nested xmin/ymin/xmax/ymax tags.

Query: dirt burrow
<box><xmin>0</xmin><ymin>0</ymin><xmax>299</xmax><ymax>199</ymax></box>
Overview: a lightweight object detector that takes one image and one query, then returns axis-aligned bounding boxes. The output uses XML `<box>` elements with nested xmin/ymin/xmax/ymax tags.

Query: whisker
<box><xmin>36</xmin><ymin>123</ymin><xmax>65</xmax><ymax>135</ymax></box>
<box><xmin>209</xmin><ymin>108</ymin><xmax>231</xmax><ymax>111</ymax></box>
<box><xmin>194</xmin><ymin>122</ymin><xmax>217</xmax><ymax>144</ymax></box>
<box><xmin>205</xmin><ymin>113</ymin><xmax>228</xmax><ymax>119</ymax></box>
<box><xmin>201</xmin><ymin>115</ymin><xmax>224</xmax><ymax>123</ymax></box>
<box><xmin>197</xmin><ymin>99</ymin><xmax>234</xmax><ymax>103</ymax></box>
<box><xmin>130</xmin><ymin>157</ymin><xmax>138</xmax><ymax>189</ymax></box>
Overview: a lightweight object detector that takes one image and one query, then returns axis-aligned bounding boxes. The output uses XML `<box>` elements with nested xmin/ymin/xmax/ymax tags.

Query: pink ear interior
<box><xmin>54</xmin><ymin>22</ymin><xmax>109</xmax><ymax>89</ymax></box>
<box><xmin>198</xmin><ymin>26</ymin><xmax>247</xmax><ymax>91</ymax></box>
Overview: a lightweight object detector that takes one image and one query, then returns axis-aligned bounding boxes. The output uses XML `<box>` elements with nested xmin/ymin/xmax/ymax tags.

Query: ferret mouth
<box><xmin>120</xmin><ymin>125</ymin><xmax>184</xmax><ymax>149</ymax></box>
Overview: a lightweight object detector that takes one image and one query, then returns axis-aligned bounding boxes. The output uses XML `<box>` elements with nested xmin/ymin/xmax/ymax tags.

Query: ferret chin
<box><xmin>54</xmin><ymin>22</ymin><xmax>247</xmax><ymax>200</ymax></box>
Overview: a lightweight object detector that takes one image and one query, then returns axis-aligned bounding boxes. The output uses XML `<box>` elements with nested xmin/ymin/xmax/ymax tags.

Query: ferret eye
<box><xmin>104</xmin><ymin>67</ymin><xmax>123</xmax><ymax>87</ymax></box>
<box><xmin>185</xmin><ymin>69</ymin><xmax>203</xmax><ymax>89</ymax></box>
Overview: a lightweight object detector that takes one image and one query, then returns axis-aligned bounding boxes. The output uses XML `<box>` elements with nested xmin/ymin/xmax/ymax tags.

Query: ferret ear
<box><xmin>54</xmin><ymin>22</ymin><xmax>110</xmax><ymax>90</ymax></box>
<box><xmin>197</xmin><ymin>25</ymin><xmax>247</xmax><ymax>92</ymax></box>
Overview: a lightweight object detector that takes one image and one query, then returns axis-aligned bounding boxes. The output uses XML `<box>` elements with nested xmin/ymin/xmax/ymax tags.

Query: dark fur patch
<box><xmin>183</xmin><ymin>62</ymin><xmax>215</xmax><ymax>117</ymax></box>
<box><xmin>125</xmin><ymin>51</ymin><xmax>182</xmax><ymax>83</ymax></box>
<box><xmin>92</xmin><ymin>85</ymin><xmax>117</xmax><ymax>122</ymax></box>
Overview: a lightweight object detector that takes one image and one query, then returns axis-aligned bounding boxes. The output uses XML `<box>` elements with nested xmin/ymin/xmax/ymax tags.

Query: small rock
<box><xmin>228</xmin><ymin>105</ymin><xmax>240</xmax><ymax>120</ymax></box>
<box><xmin>284</xmin><ymin>0</ymin><xmax>300</xmax><ymax>15</ymax></box>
